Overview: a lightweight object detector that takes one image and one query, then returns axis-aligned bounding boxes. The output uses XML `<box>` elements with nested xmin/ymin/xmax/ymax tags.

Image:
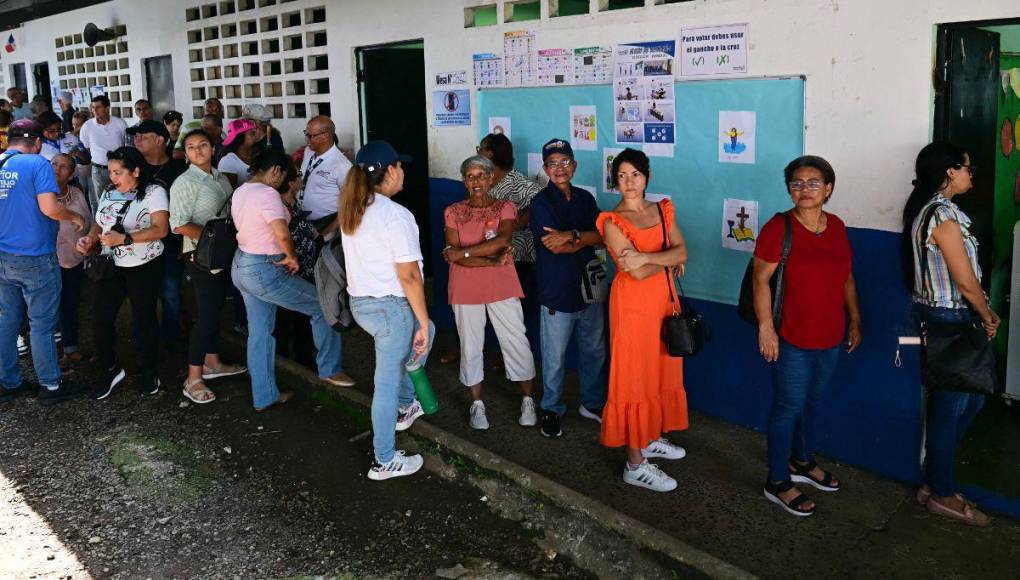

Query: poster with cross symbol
<box><xmin>721</xmin><ymin>198</ymin><xmax>758</xmax><ymax>251</ymax></box>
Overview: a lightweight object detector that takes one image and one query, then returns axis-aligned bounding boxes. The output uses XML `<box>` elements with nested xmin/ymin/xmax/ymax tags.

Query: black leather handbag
<box><xmin>737</xmin><ymin>212</ymin><xmax>791</xmax><ymax>327</ymax></box>
<box><xmin>84</xmin><ymin>194</ymin><xmax>132</xmax><ymax>282</ymax></box>
<box><xmin>917</xmin><ymin>204</ymin><xmax>997</xmax><ymax>394</ymax></box>
<box><xmin>193</xmin><ymin>196</ymin><xmax>238</xmax><ymax>271</ymax></box>
<box><xmin>656</xmin><ymin>203</ymin><xmax>707</xmax><ymax>357</ymax></box>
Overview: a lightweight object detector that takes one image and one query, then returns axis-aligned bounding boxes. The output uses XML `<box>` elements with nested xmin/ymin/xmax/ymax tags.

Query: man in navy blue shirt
<box><xmin>0</xmin><ymin>120</ymin><xmax>89</xmax><ymax>406</ymax></box>
<box><xmin>529</xmin><ymin>138</ymin><xmax>608</xmax><ymax>438</ymax></box>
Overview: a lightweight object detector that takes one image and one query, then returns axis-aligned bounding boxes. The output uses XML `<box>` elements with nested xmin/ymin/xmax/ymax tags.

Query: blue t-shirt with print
<box><xmin>529</xmin><ymin>182</ymin><xmax>600</xmax><ymax>313</ymax></box>
<box><xmin>0</xmin><ymin>151</ymin><xmax>60</xmax><ymax>256</ymax></box>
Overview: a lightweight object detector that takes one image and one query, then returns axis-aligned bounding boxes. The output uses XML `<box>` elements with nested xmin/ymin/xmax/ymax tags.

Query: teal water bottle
<box><xmin>405</xmin><ymin>351</ymin><xmax>438</xmax><ymax>415</ymax></box>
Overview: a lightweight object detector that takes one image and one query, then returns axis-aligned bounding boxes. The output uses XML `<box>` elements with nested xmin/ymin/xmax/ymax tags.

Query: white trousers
<box><xmin>452</xmin><ymin>298</ymin><xmax>536</xmax><ymax>387</ymax></box>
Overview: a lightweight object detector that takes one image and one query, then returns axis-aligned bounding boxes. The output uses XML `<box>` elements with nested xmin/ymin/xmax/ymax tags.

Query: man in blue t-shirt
<box><xmin>529</xmin><ymin>138</ymin><xmax>608</xmax><ymax>438</ymax></box>
<box><xmin>0</xmin><ymin>119</ymin><xmax>89</xmax><ymax>406</ymax></box>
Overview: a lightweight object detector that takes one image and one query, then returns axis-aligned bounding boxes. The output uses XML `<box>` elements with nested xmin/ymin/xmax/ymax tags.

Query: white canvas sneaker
<box><xmin>641</xmin><ymin>437</ymin><xmax>687</xmax><ymax>460</ymax></box>
<box><xmin>623</xmin><ymin>461</ymin><xmax>678</xmax><ymax>492</ymax></box>
<box><xmin>519</xmin><ymin>396</ymin><xmax>537</xmax><ymax>427</ymax></box>
<box><xmin>469</xmin><ymin>400</ymin><xmax>489</xmax><ymax>430</ymax></box>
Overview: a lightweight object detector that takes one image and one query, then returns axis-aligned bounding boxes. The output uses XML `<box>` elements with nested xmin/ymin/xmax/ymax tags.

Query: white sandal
<box><xmin>182</xmin><ymin>378</ymin><xmax>216</xmax><ymax>404</ymax></box>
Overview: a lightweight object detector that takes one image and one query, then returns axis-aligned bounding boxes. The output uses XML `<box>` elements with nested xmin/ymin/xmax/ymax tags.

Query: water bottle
<box><xmin>405</xmin><ymin>351</ymin><xmax>438</xmax><ymax>415</ymax></box>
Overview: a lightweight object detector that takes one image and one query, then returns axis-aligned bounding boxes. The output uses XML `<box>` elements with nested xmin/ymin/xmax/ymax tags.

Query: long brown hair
<box><xmin>338</xmin><ymin>163</ymin><xmax>389</xmax><ymax>234</ymax></box>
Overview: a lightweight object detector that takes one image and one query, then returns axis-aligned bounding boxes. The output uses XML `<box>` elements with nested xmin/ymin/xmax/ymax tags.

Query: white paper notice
<box><xmin>721</xmin><ymin>198</ymin><xmax>758</xmax><ymax>252</ymax></box>
<box><xmin>573</xmin><ymin>46</ymin><xmax>613</xmax><ymax>85</ymax></box>
<box><xmin>527</xmin><ymin>153</ymin><xmax>548</xmax><ymax>188</ymax></box>
<box><xmin>537</xmin><ymin>49</ymin><xmax>573</xmax><ymax>86</ymax></box>
<box><xmin>719</xmin><ymin>110</ymin><xmax>756</xmax><ymax>164</ymax></box>
<box><xmin>570</xmin><ymin>106</ymin><xmax>597</xmax><ymax>151</ymax></box>
<box><xmin>603</xmin><ymin>148</ymin><xmax>624</xmax><ymax>193</ymax></box>
<box><xmin>680</xmin><ymin>24</ymin><xmax>749</xmax><ymax>77</ymax></box>
<box><xmin>504</xmin><ymin>30</ymin><xmax>536</xmax><ymax>87</ymax></box>
<box><xmin>488</xmin><ymin>116</ymin><xmax>512</xmax><ymax>140</ymax></box>
<box><xmin>473</xmin><ymin>53</ymin><xmax>504</xmax><ymax>87</ymax></box>
<box><xmin>613</xmin><ymin>41</ymin><xmax>676</xmax><ymax>146</ymax></box>
<box><xmin>435</xmin><ymin>70</ymin><xmax>467</xmax><ymax>86</ymax></box>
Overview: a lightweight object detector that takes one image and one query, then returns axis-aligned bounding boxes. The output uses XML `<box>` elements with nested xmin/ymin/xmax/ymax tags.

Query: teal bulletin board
<box><xmin>477</xmin><ymin>77</ymin><xmax>805</xmax><ymax>304</ymax></box>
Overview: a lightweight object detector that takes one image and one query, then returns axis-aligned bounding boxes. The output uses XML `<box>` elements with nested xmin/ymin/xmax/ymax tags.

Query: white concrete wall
<box><xmin>3</xmin><ymin>0</ymin><xmax>1019</xmax><ymax>232</ymax></box>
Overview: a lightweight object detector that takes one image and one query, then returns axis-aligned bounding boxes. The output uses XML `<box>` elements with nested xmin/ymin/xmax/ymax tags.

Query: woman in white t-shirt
<box><xmin>76</xmin><ymin>146</ymin><xmax>170</xmax><ymax>399</ymax></box>
<box><xmin>217</xmin><ymin>118</ymin><xmax>261</xmax><ymax>188</ymax></box>
<box><xmin>339</xmin><ymin>140</ymin><xmax>433</xmax><ymax>482</ymax></box>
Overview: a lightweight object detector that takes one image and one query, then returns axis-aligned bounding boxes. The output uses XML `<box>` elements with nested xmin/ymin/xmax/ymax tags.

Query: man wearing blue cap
<box><xmin>0</xmin><ymin>119</ymin><xmax>89</xmax><ymax>406</ymax></box>
<box><xmin>529</xmin><ymin>138</ymin><xmax>608</xmax><ymax>438</ymax></box>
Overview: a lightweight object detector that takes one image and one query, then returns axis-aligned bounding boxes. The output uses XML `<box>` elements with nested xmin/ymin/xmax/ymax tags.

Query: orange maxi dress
<box><xmin>595</xmin><ymin>198</ymin><xmax>688</xmax><ymax>449</ymax></box>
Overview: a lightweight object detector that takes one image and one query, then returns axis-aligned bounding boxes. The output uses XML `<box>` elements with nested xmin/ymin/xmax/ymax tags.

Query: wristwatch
<box><xmin>122</xmin><ymin>233</ymin><xmax>134</xmax><ymax>246</ymax></box>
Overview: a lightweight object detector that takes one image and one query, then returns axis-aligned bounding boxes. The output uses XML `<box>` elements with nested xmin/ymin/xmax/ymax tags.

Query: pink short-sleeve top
<box><xmin>231</xmin><ymin>181</ymin><xmax>291</xmax><ymax>255</ymax></box>
<box><xmin>444</xmin><ymin>199</ymin><xmax>523</xmax><ymax>305</ymax></box>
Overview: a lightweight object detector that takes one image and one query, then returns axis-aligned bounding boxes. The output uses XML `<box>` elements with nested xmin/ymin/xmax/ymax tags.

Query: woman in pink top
<box><xmin>51</xmin><ymin>153</ymin><xmax>91</xmax><ymax>362</ymax></box>
<box><xmin>443</xmin><ymin>155</ymin><xmax>536</xmax><ymax>430</ymax></box>
<box><xmin>230</xmin><ymin>149</ymin><xmax>350</xmax><ymax>411</ymax></box>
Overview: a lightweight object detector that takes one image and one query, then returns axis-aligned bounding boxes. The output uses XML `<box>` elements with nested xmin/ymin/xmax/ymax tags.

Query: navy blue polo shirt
<box><xmin>529</xmin><ymin>182</ymin><xmax>600</xmax><ymax>313</ymax></box>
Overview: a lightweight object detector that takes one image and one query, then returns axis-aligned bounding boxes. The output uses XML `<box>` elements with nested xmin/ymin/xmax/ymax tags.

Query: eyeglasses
<box><xmin>954</xmin><ymin>164</ymin><xmax>976</xmax><ymax>177</ymax></box>
<box><xmin>788</xmin><ymin>179</ymin><xmax>825</xmax><ymax>192</ymax></box>
<box><xmin>545</xmin><ymin>159</ymin><xmax>575</xmax><ymax>169</ymax></box>
<box><xmin>303</xmin><ymin>130</ymin><xmax>329</xmax><ymax>139</ymax></box>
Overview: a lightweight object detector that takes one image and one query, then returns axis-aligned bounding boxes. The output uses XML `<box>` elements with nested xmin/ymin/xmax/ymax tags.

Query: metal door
<box><xmin>144</xmin><ymin>55</ymin><xmax>176</xmax><ymax>116</ymax></box>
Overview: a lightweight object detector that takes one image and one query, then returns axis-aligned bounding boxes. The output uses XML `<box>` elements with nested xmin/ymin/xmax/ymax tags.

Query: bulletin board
<box><xmin>477</xmin><ymin>76</ymin><xmax>805</xmax><ymax>304</ymax></box>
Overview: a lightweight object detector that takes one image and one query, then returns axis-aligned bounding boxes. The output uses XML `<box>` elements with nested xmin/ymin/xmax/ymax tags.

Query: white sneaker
<box><xmin>623</xmin><ymin>461</ymin><xmax>678</xmax><ymax>492</ymax></box>
<box><xmin>367</xmin><ymin>450</ymin><xmax>424</xmax><ymax>481</ymax></box>
<box><xmin>519</xmin><ymin>396</ymin><xmax>537</xmax><ymax>427</ymax></box>
<box><xmin>16</xmin><ymin>335</ymin><xmax>27</xmax><ymax>357</ymax></box>
<box><xmin>641</xmin><ymin>437</ymin><xmax>687</xmax><ymax>460</ymax></box>
<box><xmin>469</xmin><ymin>400</ymin><xmax>489</xmax><ymax>430</ymax></box>
<box><xmin>396</xmin><ymin>400</ymin><xmax>424</xmax><ymax>432</ymax></box>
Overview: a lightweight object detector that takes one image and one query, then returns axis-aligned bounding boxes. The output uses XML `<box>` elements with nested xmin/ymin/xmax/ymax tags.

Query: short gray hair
<box><xmin>460</xmin><ymin>155</ymin><xmax>495</xmax><ymax>177</ymax></box>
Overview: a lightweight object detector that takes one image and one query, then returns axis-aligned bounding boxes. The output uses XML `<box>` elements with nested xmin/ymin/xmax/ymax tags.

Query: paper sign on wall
<box><xmin>570</xmin><ymin>105</ymin><xmax>597</xmax><ymax>151</ymax></box>
<box><xmin>436</xmin><ymin>70</ymin><xmax>467</xmax><ymax>86</ymax></box>
<box><xmin>573</xmin><ymin>46</ymin><xmax>612</xmax><ymax>85</ymax></box>
<box><xmin>537</xmin><ymin>49</ymin><xmax>573</xmax><ymax>86</ymax></box>
<box><xmin>721</xmin><ymin>198</ymin><xmax>758</xmax><ymax>252</ymax></box>
<box><xmin>504</xmin><ymin>31</ymin><xmax>536</xmax><ymax>87</ymax></box>
<box><xmin>613</xmin><ymin>41</ymin><xmax>676</xmax><ymax>146</ymax></box>
<box><xmin>91</xmin><ymin>85</ymin><xmax>106</xmax><ymax>98</ymax></box>
<box><xmin>488</xmin><ymin>116</ymin><xmax>511</xmax><ymax>139</ymax></box>
<box><xmin>680</xmin><ymin>24</ymin><xmax>748</xmax><ymax>77</ymax></box>
<box><xmin>603</xmin><ymin>148</ymin><xmax>624</xmax><ymax>193</ymax></box>
<box><xmin>719</xmin><ymin>110</ymin><xmax>756</xmax><ymax>164</ymax></box>
<box><xmin>473</xmin><ymin>53</ymin><xmax>504</xmax><ymax>87</ymax></box>
<box><xmin>433</xmin><ymin>90</ymin><xmax>471</xmax><ymax>126</ymax></box>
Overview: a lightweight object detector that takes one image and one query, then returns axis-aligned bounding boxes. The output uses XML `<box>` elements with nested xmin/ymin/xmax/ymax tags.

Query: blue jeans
<box><xmin>159</xmin><ymin>250</ymin><xmax>183</xmax><ymax>343</ymax></box>
<box><xmin>539</xmin><ymin>303</ymin><xmax>607</xmax><ymax>416</ymax></box>
<box><xmin>59</xmin><ymin>264</ymin><xmax>84</xmax><ymax>353</ymax></box>
<box><xmin>351</xmin><ymin>295</ymin><xmax>435</xmax><ymax>464</ymax></box>
<box><xmin>919</xmin><ymin>305</ymin><xmax>986</xmax><ymax>497</ymax></box>
<box><xmin>0</xmin><ymin>252</ymin><xmax>62</xmax><ymax>389</ymax></box>
<box><xmin>231</xmin><ymin>250</ymin><xmax>342</xmax><ymax>409</ymax></box>
<box><xmin>767</xmin><ymin>341</ymin><xmax>840</xmax><ymax>483</ymax></box>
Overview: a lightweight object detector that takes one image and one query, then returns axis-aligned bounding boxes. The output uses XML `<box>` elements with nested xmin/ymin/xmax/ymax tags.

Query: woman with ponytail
<box><xmin>340</xmin><ymin>141</ymin><xmax>432</xmax><ymax>481</ymax></box>
<box><xmin>902</xmin><ymin>141</ymin><xmax>998</xmax><ymax>526</ymax></box>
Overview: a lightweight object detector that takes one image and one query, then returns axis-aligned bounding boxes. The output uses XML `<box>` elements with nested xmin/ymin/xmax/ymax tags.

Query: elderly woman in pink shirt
<box><xmin>51</xmin><ymin>153</ymin><xmax>92</xmax><ymax>362</ymax></box>
<box><xmin>443</xmin><ymin>155</ymin><xmax>537</xmax><ymax>431</ymax></box>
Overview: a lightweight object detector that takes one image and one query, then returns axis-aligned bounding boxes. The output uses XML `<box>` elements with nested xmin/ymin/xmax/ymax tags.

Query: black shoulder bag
<box><xmin>541</xmin><ymin>189</ymin><xmax>608</xmax><ymax>304</ymax></box>
<box><xmin>194</xmin><ymin>195</ymin><xmax>238</xmax><ymax>271</ymax></box>
<box><xmin>737</xmin><ymin>212</ymin><xmax>792</xmax><ymax>327</ymax></box>
<box><xmin>84</xmin><ymin>192</ymin><xmax>132</xmax><ymax>282</ymax></box>
<box><xmin>917</xmin><ymin>204</ymin><xmax>997</xmax><ymax>394</ymax></box>
<box><xmin>657</xmin><ymin>202</ymin><xmax>707</xmax><ymax>357</ymax></box>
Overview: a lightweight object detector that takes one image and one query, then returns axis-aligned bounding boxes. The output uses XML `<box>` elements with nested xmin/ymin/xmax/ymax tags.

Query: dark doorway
<box><xmin>355</xmin><ymin>40</ymin><xmax>431</xmax><ymax>271</ymax></box>
<box><xmin>10</xmin><ymin>63</ymin><xmax>27</xmax><ymax>93</ymax></box>
<box><xmin>144</xmin><ymin>55</ymin><xmax>176</xmax><ymax>117</ymax></box>
<box><xmin>31</xmin><ymin>62</ymin><xmax>50</xmax><ymax>103</ymax></box>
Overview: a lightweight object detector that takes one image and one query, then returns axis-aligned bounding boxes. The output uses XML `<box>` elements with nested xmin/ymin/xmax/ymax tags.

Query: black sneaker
<box><xmin>92</xmin><ymin>367</ymin><xmax>126</xmax><ymax>400</ymax></box>
<box><xmin>0</xmin><ymin>380</ymin><xmax>39</xmax><ymax>403</ymax></box>
<box><xmin>38</xmin><ymin>380</ymin><xmax>88</xmax><ymax>407</ymax></box>
<box><xmin>540</xmin><ymin>410</ymin><xmax>563</xmax><ymax>438</ymax></box>
<box><xmin>140</xmin><ymin>374</ymin><xmax>161</xmax><ymax>396</ymax></box>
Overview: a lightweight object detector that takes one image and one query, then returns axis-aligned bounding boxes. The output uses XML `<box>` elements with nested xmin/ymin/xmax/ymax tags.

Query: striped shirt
<box><xmin>169</xmin><ymin>164</ymin><xmax>234</xmax><ymax>254</ymax></box>
<box><xmin>911</xmin><ymin>195</ymin><xmax>982</xmax><ymax>309</ymax></box>
<box><xmin>489</xmin><ymin>170</ymin><xmax>540</xmax><ymax>263</ymax></box>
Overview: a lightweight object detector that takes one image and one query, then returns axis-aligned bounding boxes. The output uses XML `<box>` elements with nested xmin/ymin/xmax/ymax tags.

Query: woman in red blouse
<box><xmin>752</xmin><ymin>155</ymin><xmax>863</xmax><ymax>517</ymax></box>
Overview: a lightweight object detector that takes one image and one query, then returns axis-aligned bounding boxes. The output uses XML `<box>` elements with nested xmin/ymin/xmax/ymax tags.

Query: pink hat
<box><xmin>222</xmin><ymin>118</ymin><xmax>257</xmax><ymax>146</ymax></box>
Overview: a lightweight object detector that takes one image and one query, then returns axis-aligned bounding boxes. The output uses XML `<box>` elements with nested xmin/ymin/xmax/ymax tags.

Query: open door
<box><xmin>31</xmin><ymin>62</ymin><xmax>50</xmax><ymax>104</ymax></box>
<box><xmin>144</xmin><ymin>55</ymin><xmax>176</xmax><ymax>117</ymax></box>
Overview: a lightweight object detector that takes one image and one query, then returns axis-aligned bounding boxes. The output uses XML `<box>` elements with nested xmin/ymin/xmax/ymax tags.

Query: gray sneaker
<box><xmin>469</xmin><ymin>400</ymin><xmax>489</xmax><ymax>430</ymax></box>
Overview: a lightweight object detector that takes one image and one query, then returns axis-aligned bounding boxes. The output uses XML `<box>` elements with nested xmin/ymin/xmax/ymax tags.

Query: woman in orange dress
<box><xmin>596</xmin><ymin>148</ymin><xmax>689</xmax><ymax>492</ymax></box>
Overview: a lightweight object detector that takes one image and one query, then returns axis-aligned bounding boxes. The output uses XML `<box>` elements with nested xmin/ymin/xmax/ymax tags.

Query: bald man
<box><xmin>298</xmin><ymin>115</ymin><xmax>352</xmax><ymax>230</ymax></box>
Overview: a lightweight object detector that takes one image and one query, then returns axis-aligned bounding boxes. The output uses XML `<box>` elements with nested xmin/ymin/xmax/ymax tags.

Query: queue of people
<box><xmin>0</xmin><ymin>90</ymin><xmax>996</xmax><ymax>524</ymax></box>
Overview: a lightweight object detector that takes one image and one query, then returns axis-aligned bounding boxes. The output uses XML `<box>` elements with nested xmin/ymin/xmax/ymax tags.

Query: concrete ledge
<box><xmin>224</xmin><ymin>333</ymin><xmax>754</xmax><ymax>580</ymax></box>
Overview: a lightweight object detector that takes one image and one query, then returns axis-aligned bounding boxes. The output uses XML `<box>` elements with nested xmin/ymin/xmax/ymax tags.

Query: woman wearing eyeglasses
<box><xmin>901</xmin><ymin>142</ymin><xmax>996</xmax><ymax>526</ymax></box>
<box><xmin>752</xmin><ymin>155</ymin><xmax>862</xmax><ymax>517</ymax></box>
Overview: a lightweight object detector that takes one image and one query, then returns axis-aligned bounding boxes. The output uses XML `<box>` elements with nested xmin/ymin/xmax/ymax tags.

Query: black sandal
<box><xmin>764</xmin><ymin>480</ymin><xmax>815</xmax><ymax>517</ymax></box>
<box><xmin>789</xmin><ymin>460</ymin><xmax>840</xmax><ymax>492</ymax></box>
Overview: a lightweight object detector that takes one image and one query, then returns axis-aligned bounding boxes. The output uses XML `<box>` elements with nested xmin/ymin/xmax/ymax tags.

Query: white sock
<box><xmin>626</xmin><ymin>461</ymin><xmax>645</xmax><ymax>471</ymax></box>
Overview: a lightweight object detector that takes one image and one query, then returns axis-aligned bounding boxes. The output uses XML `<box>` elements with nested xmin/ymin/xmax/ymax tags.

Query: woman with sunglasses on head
<box><xmin>753</xmin><ymin>155</ymin><xmax>862</xmax><ymax>517</ymax></box>
<box><xmin>76</xmin><ymin>146</ymin><xmax>170</xmax><ymax>399</ymax></box>
<box><xmin>902</xmin><ymin>142</ymin><xmax>997</xmax><ymax>527</ymax></box>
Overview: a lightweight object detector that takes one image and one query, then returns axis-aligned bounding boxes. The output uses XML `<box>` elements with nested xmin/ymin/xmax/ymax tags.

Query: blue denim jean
<box><xmin>159</xmin><ymin>250</ymin><xmax>183</xmax><ymax>343</ymax></box>
<box><xmin>231</xmin><ymin>250</ymin><xmax>342</xmax><ymax>409</ymax></box>
<box><xmin>59</xmin><ymin>263</ymin><xmax>84</xmax><ymax>353</ymax></box>
<box><xmin>918</xmin><ymin>305</ymin><xmax>986</xmax><ymax>497</ymax></box>
<box><xmin>539</xmin><ymin>303</ymin><xmax>608</xmax><ymax>416</ymax></box>
<box><xmin>767</xmin><ymin>340</ymin><xmax>840</xmax><ymax>483</ymax></box>
<box><xmin>0</xmin><ymin>252</ymin><xmax>62</xmax><ymax>389</ymax></box>
<box><xmin>351</xmin><ymin>295</ymin><xmax>435</xmax><ymax>464</ymax></box>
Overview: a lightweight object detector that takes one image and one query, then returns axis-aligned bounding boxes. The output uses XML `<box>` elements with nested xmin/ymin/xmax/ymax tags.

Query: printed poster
<box><xmin>613</xmin><ymin>41</ymin><xmax>676</xmax><ymax>146</ymax></box>
<box><xmin>435</xmin><ymin>70</ymin><xmax>467</xmax><ymax>86</ymax></box>
<box><xmin>473</xmin><ymin>53</ymin><xmax>504</xmax><ymax>87</ymax></box>
<box><xmin>721</xmin><ymin>198</ymin><xmax>758</xmax><ymax>252</ymax></box>
<box><xmin>90</xmin><ymin>85</ymin><xmax>106</xmax><ymax>98</ymax></box>
<box><xmin>432</xmin><ymin>90</ymin><xmax>471</xmax><ymax>127</ymax></box>
<box><xmin>680</xmin><ymin>24</ymin><xmax>749</xmax><ymax>77</ymax></box>
<box><xmin>719</xmin><ymin>110</ymin><xmax>756</xmax><ymax>164</ymax></box>
<box><xmin>504</xmin><ymin>31</ymin><xmax>536</xmax><ymax>87</ymax></box>
<box><xmin>488</xmin><ymin>116</ymin><xmax>511</xmax><ymax>139</ymax></box>
<box><xmin>603</xmin><ymin>148</ymin><xmax>624</xmax><ymax>193</ymax></box>
<box><xmin>573</xmin><ymin>46</ymin><xmax>612</xmax><ymax>85</ymax></box>
<box><xmin>528</xmin><ymin>152</ymin><xmax>549</xmax><ymax>188</ymax></box>
<box><xmin>570</xmin><ymin>105</ymin><xmax>597</xmax><ymax>151</ymax></box>
<box><xmin>537</xmin><ymin>49</ymin><xmax>573</xmax><ymax>86</ymax></box>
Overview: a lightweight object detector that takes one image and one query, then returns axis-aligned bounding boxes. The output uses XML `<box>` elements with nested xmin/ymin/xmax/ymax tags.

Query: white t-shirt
<box><xmin>299</xmin><ymin>145</ymin><xmax>352</xmax><ymax>220</ymax></box>
<box><xmin>40</xmin><ymin>133</ymin><xmax>83</xmax><ymax>161</ymax></box>
<box><xmin>94</xmin><ymin>184</ymin><xmax>169</xmax><ymax>267</ymax></box>
<box><xmin>80</xmin><ymin>116</ymin><xmax>128</xmax><ymax>165</ymax></box>
<box><xmin>341</xmin><ymin>194</ymin><xmax>423</xmax><ymax>298</ymax></box>
<box><xmin>217</xmin><ymin>152</ymin><xmax>253</xmax><ymax>185</ymax></box>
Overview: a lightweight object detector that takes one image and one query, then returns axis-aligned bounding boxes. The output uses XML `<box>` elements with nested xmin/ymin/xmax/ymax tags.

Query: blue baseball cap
<box><xmin>354</xmin><ymin>140</ymin><xmax>412</xmax><ymax>176</ymax></box>
<box><xmin>542</xmin><ymin>138</ymin><xmax>573</xmax><ymax>161</ymax></box>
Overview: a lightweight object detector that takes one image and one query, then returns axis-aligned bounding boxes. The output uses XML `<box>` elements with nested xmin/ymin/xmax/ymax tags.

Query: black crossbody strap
<box><xmin>656</xmin><ymin>201</ymin><xmax>681</xmax><ymax>316</ymax></box>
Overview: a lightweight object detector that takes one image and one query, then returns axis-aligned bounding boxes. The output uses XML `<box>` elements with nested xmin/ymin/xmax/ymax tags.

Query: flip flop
<box><xmin>926</xmin><ymin>495</ymin><xmax>991</xmax><ymax>527</ymax></box>
<box><xmin>916</xmin><ymin>485</ymin><xmax>977</xmax><ymax>508</ymax></box>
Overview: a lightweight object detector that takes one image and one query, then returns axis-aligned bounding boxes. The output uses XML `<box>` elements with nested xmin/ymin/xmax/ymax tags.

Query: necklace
<box><xmin>794</xmin><ymin>211</ymin><xmax>825</xmax><ymax>236</ymax></box>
